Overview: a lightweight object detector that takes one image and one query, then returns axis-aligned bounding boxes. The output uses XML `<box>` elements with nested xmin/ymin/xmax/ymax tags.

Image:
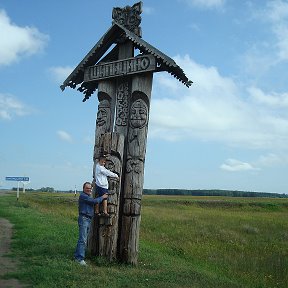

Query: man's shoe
<box><xmin>78</xmin><ymin>260</ymin><xmax>87</xmax><ymax>266</ymax></box>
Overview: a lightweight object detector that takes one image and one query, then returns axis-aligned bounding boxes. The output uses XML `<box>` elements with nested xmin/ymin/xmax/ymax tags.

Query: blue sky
<box><xmin>0</xmin><ymin>0</ymin><xmax>288</xmax><ymax>193</ymax></box>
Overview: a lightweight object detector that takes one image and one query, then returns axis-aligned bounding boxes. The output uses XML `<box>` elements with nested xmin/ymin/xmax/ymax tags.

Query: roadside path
<box><xmin>0</xmin><ymin>192</ymin><xmax>26</xmax><ymax>287</ymax></box>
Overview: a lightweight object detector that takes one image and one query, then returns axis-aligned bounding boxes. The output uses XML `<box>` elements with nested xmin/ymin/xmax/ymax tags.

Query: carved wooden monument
<box><xmin>61</xmin><ymin>2</ymin><xmax>192</xmax><ymax>264</ymax></box>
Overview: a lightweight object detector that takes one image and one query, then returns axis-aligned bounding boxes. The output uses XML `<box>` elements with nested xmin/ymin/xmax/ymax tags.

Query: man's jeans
<box><xmin>74</xmin><ymin>215</ymin><xmax>91</xmax><ymax>261</ymax></box>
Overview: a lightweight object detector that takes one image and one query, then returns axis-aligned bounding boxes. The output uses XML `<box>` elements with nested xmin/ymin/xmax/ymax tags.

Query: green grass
<box><xmin>0</xmin><ymin>192</ymin><xmax>287</xmax><ymax>287</ymax></box>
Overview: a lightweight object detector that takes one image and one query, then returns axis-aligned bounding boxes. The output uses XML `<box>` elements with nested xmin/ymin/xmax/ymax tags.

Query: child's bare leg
<box><xmin>103</xmin><ymin>199</ymin><xmax>108</xmax><ymax>214</ymax></box>
<box><xmin>95</xmin><ymin>203</ymin><xmax>99</xmax><ymax>214</ymax></box>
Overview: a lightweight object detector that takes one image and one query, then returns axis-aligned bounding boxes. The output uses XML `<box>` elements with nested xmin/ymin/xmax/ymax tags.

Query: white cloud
<box><xmin>221</xmin><ymin>152</ymin><xmax>288</xmax><ymax>173</ymax></box>
<box><xmin>257</xmin><ymin>153</ymin><xmax>287</xmax><ymax>167</ymax></box>
<box><xmin>239</xmin><ymin>1</ymin><xmax>288</xmax><ymax>78</ymax></box>
<box><xmin>181</xmin><ymin>0</ymin><xmax>225</xmax><ymax>9</ymax></box>
<box><xmin>274</xmin><ymin>24</ymin><xmax>288</xmax><ymax>60</ymax></box>
<box><xmin>241</xmin><ymin>44</ymin><xmax>277</xmax><ymax>78</ymax></box>
<box><xmin>0</xmin><ymin>9</ymin><xmax>49</xmax><ymax>66</ymax></box>
<box><xmin>220</xmin><ymin>159</ymin><xmax>258</xmax><ymax>172</ymax></box>
<box><xmin>265</xmin><ymin>0</ymin><xmax>288</xmax><ymax>22</ymax></box>
<box><xmin>149</xmin><ymin>55</ymin><xmax>288</xmax><ymax>149</ymax></box>
<box><xmin>48</xmin><ymin>66</ymin><xmax>74</xmax><ymax>84</ymax></box>
<box><xmin>250</xmin><ymin>0</ymin><xmax>288</xmax><ymax>63</ymax></box>
<box><xmin>57</xmin><ymin>130</ymin><xmax>73</xmax><ymax>142</ymax></box>
<box><xmin>0</xmin><ymin>94</ymin><xmax>32</xmax><ymax>120</ymax></box>
<box><xmin>266</xmin><ymin>0</ymin><xmax>288</xmax><ymax>61</ymax></box>
<box><xmin>248</xmin><ymin>86</ymin><xmax>288</xmax><ymax>108</ymax></box>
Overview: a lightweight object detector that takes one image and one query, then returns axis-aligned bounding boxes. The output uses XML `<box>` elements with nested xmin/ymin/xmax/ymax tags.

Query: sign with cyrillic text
<box><xmin>5</xmin><ymin>176</ymin><xmax>29</xmax><ymax>182</ymax></box>
<box><xmin>84</xmin><ymin>55</ymin><xmax>156</xmax><ymax>82</ymax></box>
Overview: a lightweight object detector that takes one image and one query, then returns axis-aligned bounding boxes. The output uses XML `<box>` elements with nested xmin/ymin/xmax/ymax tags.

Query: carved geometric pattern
<box><xmin>115</xmin><ymin>81</ymin><xmax>129</xmax><ymax>126</ymax></box>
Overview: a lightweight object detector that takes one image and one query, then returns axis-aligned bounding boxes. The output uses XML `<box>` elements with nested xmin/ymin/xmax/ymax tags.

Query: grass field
<box><xmin>0</xmin><ymin>191</ymin><xmax>287</xmax><ymax>287</ymax></box>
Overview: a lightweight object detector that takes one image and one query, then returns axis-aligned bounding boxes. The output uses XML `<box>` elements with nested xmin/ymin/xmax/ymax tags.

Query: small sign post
<box><xmin>17</xmin><ymin>181</ymin><xmax>20</xmax><ymax>201</ymax></box>
<box><xmin>5</xmin><ymin>177</ymin><xmax>30</xmax><ymax>201</ymax></box>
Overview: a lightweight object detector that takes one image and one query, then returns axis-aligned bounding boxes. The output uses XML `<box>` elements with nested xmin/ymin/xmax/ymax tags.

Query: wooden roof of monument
<box><xmin>60</xmin><ymin>21</ymin><xmax>192</xmax><ymax>102</ymax></box>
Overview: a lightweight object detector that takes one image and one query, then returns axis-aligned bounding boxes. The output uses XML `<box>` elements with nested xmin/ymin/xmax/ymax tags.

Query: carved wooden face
<box><xmin>130</xmin><ymin>99</ymin><xmax>148</xmax><ymax>129</ymax></box>
<box><xmin>96</xmin><ymin>108</ymin><xmax>108</xmax><ymax>127</ymax></box>
<box><xmin>126</xmin><ymin>158</ymin><xmax>142</xmax><ymax>174</ymax></box>
<box><xmin>96</xmin><ymin>100</ymin><xmax>110</xmax><ymax>127</ymax></box>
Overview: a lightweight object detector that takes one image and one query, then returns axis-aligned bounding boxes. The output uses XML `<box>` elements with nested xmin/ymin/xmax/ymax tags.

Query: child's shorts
<box><xmin>96</xmin><ymin>185</ymin><xmax>109</xmax><ymax>197</ymax></box>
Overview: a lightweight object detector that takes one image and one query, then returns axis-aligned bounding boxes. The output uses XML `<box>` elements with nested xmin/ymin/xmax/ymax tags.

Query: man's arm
<box><xmin>81</xmin><ymin>193</ymin><xmax>108</xmax><ymax>204</ymax></box>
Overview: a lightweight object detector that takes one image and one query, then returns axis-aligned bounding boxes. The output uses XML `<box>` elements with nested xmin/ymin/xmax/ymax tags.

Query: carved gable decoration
<box><xmin>112</xmin><ymin>2</ymin><xmax>142</xmax><ymax>37</ymax></box>
<box><xmin>60</xmin><ymin>3</ymin><xmax>192</xmax><ymax>102</ymax></box>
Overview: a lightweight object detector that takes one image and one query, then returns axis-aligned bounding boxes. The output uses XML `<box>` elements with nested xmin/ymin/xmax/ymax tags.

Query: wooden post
<box><xmin>114</xmin><ymin>41</ymin><xmax>134</xmax><ymax>260</ymax></box>
<box><xmin>17</xmin><ymin>181</ymin><xmax>19</xmax><ymax>201</ymax></box>
<box><xmin>97</xmin><ymin>132</ymin><xmax>124</xmax><ymax>261</ymax></box>
<box><xmin>119</xmin><ymin>72</ymin><xmax>153</xmax><ymax>264</ymax></box>
<box><xmin>88</xmin><ymin>80</ymin><xmax>115</xmax><ymax>255</ymax></box>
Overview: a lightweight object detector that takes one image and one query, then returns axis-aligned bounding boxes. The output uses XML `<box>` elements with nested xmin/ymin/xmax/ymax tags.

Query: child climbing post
<box><xmin>94</xmin><ymin>155</ymin><xmax>119</xmax><ymax>216</ymax></box>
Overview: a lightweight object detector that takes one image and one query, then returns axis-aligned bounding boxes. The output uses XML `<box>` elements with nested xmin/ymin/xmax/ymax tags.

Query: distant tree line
<box><xmin>12</xmin><ymin>187</ymin><xmax>55</xmax><ymax>192</ymax></box>
<box><xmin>11</xmin><ymin>187</ymin><xmax>287</xmax><ymax>198</ymax></box>
<box><xmin>143</xmin><ymin>189</ymin><xmax>288</xmax><ymax>198</ymax></box>
<box><xmin>11</xmin><ymin>187</ymin><xmax>34</xmax><ymax>192</ymax></box>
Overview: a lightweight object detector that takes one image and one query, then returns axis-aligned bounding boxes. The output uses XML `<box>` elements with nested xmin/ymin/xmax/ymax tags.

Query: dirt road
<box><xmin>0</xmin><ymin>193</ymin><xmax>26</xmax><ymax>287</ymax></box>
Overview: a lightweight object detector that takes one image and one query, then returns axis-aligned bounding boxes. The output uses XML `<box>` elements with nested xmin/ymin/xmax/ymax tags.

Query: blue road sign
<box><xmin>5</xmin><ymin>176</ymin><xmax>29</xmax><ymax>182</ymax></box>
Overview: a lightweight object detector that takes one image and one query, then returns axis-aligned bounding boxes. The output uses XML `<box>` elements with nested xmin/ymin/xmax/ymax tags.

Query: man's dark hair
<box><xmin>83</xmin><ymin>182</ymin><xmax>91</xmax><ymax>190</ymax></box>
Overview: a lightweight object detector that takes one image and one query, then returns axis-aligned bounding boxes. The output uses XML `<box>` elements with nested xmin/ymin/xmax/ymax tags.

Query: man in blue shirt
<box><xmin>74</xmin><ymin>181</ymin><xmax>108</xmax><ymax>266</ymax></box>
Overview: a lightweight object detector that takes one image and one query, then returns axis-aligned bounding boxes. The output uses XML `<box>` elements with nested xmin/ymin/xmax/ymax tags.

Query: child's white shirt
<box><xmin>95</xmin><ymin>163</ymin><xmax>118</xmax><ymax>188</ymax></box>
